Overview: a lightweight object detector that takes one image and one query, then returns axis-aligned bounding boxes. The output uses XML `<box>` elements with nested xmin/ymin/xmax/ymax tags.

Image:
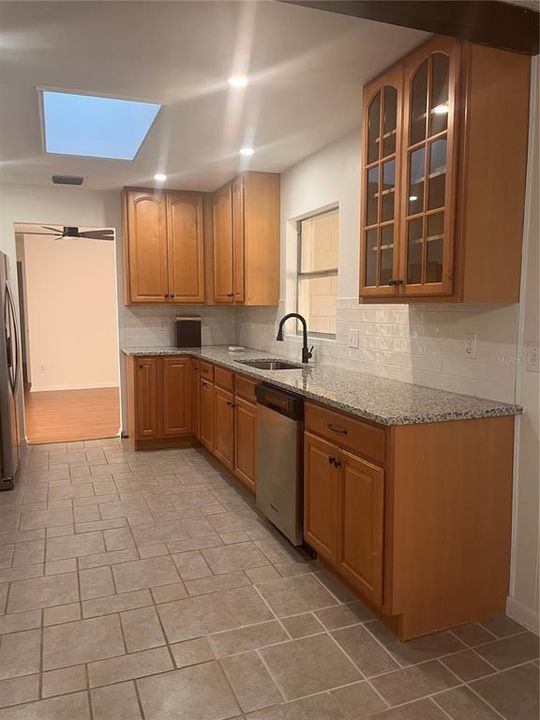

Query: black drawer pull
<box><xmin>328</xmin><ymin>423</ymin><xmax>348</xmax><ymax>435</ymax></box>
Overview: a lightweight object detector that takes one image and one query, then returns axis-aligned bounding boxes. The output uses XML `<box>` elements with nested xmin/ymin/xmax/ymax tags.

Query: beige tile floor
<box><xmin>0</xmin><ymin>439</ymin><xmax>536</xmax><ymax>719</ymax></box>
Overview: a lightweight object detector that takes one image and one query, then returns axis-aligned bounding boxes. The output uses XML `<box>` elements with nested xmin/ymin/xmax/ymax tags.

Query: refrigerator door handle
<box><xmin>4</xmin><ymin>284</ymin><xmax>18</xmax><ymax>393</ymax></box>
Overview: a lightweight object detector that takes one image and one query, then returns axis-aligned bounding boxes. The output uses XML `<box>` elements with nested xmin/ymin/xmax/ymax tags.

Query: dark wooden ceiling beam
<box><xmin>279</xmin><ymin>1</ymin><xmax>539</xmax><ymax>55</ymax></box>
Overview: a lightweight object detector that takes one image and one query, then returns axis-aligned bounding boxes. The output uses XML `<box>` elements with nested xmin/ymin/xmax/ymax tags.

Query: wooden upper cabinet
<box><xmin>232</xmin><ymin>176</ymin><xmax>245</xmax><ymax>303</ymax></box>
<box><xmin>360</xmin><ymin>66</ymin><xmax>403</xmax><ymax>298</ymax></box>
<box><xmin>213</xmin><ymin>172</ymin><xmax>280</xmax><ymax>306</ymax></box>
<box><xmin>339</xmin><ymin>449</ymin><xmax>384</xmax><ymax>607</ymax></box>
<box><xmin>399</xmin><ymin>36</ymin><xmax>458</xmax><ymax>298</ymax></box>
<box><xmin>162</xmin><ymin>357</ymin><xmax>192</xmax><ymax>437</ymax></box>
<box><xmin>359</xmin><ymin>36</ymin><xmax>530</xmax><ymax>303</ymax></box>
<box><xmin>166</xmin><ymin>192</ymin><xmax>205</xmax><ymax>303</ymax></box>
<box><xmin>123</xmin><ymin>188</ymin><xmax>206</xmax><ymax>305</ymax></box>
<box><xmin>124</xmin><ymin>190</ymin><xmax>169</xmax><ymax>303</ymax></box>
<box><xmin>213</xmin><ymin>184</ymin><xmax>234</xmax><ymax>303</ymax></box>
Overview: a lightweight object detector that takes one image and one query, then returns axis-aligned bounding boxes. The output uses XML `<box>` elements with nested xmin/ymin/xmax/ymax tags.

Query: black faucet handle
<box><xmin>308</xmin><ymin>346</ymin><xmax>314</xmax><ymax>358</ymax></box>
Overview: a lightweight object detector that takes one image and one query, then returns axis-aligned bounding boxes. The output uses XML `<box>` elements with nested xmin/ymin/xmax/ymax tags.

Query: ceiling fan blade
<box><xmin>41</xmin><ymin>225</ymin><xmax>62</xmax><ymax>233</ymax></box>
<box><xmin>79</xmin><ymin>230</ymin><xmax>114</xmax><ymax>240</ymax></box>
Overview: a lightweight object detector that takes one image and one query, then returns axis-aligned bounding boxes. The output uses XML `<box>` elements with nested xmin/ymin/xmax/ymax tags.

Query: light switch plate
<box><xmin>464</xmin><ymin>333</ymin><xmax>477</xmax><ymax>360</ymax></box>
<box><xmin>348</xmin><ymin>329</ymin><xmax>359</xmax><ymax>349</ymax></box>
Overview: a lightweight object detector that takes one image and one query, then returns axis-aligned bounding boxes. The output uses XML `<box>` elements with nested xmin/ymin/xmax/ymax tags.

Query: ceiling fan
<box><xmin>23</xmin><ymin>226</ymin><xmax>114</xmax><ymax>241</ymax></box>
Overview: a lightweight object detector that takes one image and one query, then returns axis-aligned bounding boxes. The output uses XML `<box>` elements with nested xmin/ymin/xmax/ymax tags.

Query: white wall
<box><xmin>237</xmin><ymin>129</ymin><xmax>519</xmax><ymax>404</ymax></box>
<box><xmin>508</xmin><ymin>57</ymin><xmax>539</xmax><ymax>633</ymax></box>
<box><xmin>23</xmin><ymin>232</ymin><xmax>119</xmax><ymax>391</ymax></box>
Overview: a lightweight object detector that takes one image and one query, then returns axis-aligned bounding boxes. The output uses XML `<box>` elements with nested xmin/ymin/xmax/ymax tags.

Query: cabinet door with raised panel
<box><xmin>360</xmin><ymin>67</ymin><xmax>403</xmax><ymax>298</ymax></box>
<box><xmin>199</xmin><ymin>378</ymin><xmax>214</xmax><ymax>451</ymax></box>
<box><xmin>134</xmin><ymin>357</ymin><xmax>159</xmax><ymax>438</ymax></box>
<box><xmin>167</xmin><ymin>192</ymin><xmax>205</xmax><ymax>303</ymax></box>
<box><xmin>234</xmin><ymin>397</ymin><xmax>256</xmax><ymax>491</ymax></box>
<box><xmin>231</xmin><ymin>176</ymin><xmax>245</xmax><ymax>303</ymax></box>
<box><xmin>162</xmin><ymin>357</ymin><xmax>191</xmax><ymax>437</ymax></box>
<box><xmin>213</xmin><ymin>386</ymin><xmax>234</xmax><ymax>469</ymax></box>
<box><xmin>124</xmin><ymin>190</ymin><xmax>169</xmax><ymax>303</ymax></box>
<box><xmin>339</xmin><ymin>448</ymin><xmax>384</xmax><ymax>607</ymax></box>
<box><xmin>304</xmin><ymin>432</ymin><xmax>341</xmax><ymax>565</ymax></box>
<box><xmin>400</xmin><ymin>36</ymin><xmax>459</xmax><ymax>297</ymax></box>
<box><xmin>213</xmin><ymin>184</ymin><xmax>234</xmax><ymax>303</ymax></box>
<box><xmin>192</xmin><ymin>361</ymin><xmax>200</xmax><ymax>438</ymax></box>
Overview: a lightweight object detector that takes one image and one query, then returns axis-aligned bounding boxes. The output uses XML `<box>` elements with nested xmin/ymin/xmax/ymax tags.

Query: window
<box><xmin>42</xmin><ymin>90</ymin><xmax>161</xmax><ymax>160</ymax></box>
<box><xmin>297</xmin><ymin>208</ymin><xmax>338</xmax><ymax>336</ymax></box>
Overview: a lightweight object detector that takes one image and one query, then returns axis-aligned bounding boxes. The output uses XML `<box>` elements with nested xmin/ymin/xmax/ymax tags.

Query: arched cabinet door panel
<box><xmin>167</xmin><ymin>192</ymin><xmax>205</xmax><ymax>303</ymax></box>
<box><xmin>360</xmin><ymin>66</ymin><xmax>403</xmax><ymax>299</ymax></box>
<box><xmin>399</xmin><ymin>36</ymin><xmax>459</xmax><ymax>298</ymax></box>
<box><xmin>124</xmin><ymin>190</ymin><xmax>169</xmax><ymax>303</ymax></box>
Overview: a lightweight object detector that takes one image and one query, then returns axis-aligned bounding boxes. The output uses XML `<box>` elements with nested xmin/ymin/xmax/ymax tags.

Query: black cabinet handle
<box><xmin>388</xmin><ymin>279</ymin><xmax>404</xmax><ymax>287</ymax></box>
<box><xmin>328</xmin><ymin>456</ymin><xmax>342</xmax><ymax>468</ymax></box>
<box><xmin>328</xmin><ymin>423</ymin><xmax>348</xmax><ymax>435</ymax></box>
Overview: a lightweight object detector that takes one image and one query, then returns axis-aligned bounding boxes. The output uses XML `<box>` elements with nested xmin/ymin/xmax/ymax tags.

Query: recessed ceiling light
<box><xmin>240</xmin><ymin>147</ymin><xmax>254</xmax><ymax>157</ymax></box>
<box><xmin>228</xmin><ymin>75</ymin><xmax>248</xmax><ymax>88</ymax></box>
<box><xmin>154</xmin><ymin>173</ymin><xmax>167</xmax><ymax>182</ymax></box>
<box><xmin>433</xmin><ymin>104</ymin><xmax>449</xmax><ymax>115</ymax></box>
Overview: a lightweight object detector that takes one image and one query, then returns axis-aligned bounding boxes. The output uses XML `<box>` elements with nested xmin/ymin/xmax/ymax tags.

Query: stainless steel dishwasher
<box><xmin>255</xmin><ymin>383</ymin><xmax>304</xmax><ymax>545</ymax></box>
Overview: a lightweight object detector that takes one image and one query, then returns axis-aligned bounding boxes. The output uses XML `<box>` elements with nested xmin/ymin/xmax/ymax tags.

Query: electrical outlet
<box><xmin>464</xmin><ymin>334</ymin><xmax>477</xmax><ymax>360</ymax></box>
<box><xmin>526</xmin><ymin>343</ymin><xmax>540</xmax><ymax>372</ymax></box>
<box><xmin>39</xmin><ymin>364</ymin><xmax>47</xmax><ymax>374</ymax></box>
<box><xmin>348</xmin><ymin>329</ymin><xmax>359</xmax><ymax>349</ymax></box>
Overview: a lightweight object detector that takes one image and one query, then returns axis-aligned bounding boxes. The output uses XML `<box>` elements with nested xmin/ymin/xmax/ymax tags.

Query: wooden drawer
<box><xmin>234</xmin><ymin>374</ymin><xmax>258</xmax><ymax>404</ymax></box>
<box><xmin>214</xmin><ymin>365</ymin><xmax>234</xmax><ymax>392</ymax></box>
<box><xmin>305</xmin><ymin>402</ymin><xmax>386</xmax><ymax>466</ymax></box>
<box><xmin>199</xmin><ymin>361</ymin><xmax>214</xmax><ymax>382</ymax></box>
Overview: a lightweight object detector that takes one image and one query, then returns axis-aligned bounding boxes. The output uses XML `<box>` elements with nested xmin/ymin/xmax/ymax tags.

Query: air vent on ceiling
<box><xmin>51</xmin><ymin>175</ymin><xmax>84</xmax><ymax>186</ymax></box>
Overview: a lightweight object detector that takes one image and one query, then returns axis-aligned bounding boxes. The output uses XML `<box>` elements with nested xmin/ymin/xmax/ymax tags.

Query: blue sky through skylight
<box><xmin>42</xmin><ymin>91</ymin><xmax>161</xmax><ymax>160</ymax></box>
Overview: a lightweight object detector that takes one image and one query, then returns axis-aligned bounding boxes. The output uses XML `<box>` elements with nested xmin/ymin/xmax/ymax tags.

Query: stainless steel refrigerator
<box><xmin>0</xmin><ymin>252</ymin><xmax>21</xmax><ymax>490</ymax></box>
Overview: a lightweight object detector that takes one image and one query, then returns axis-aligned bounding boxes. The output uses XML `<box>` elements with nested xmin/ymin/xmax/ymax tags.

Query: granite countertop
<box><xmin>122</xmin><ymin>345</ymin><xmax>522</xmax><ymax>426</ymax></box>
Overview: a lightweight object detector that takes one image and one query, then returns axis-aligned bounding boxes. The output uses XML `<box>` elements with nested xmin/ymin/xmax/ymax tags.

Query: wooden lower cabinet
<box><xmin>339</xmin><ymin>448</ymin><xmax>384</xmax><ymax>607</ymax></box>
<box><xmin>126</xmin><ymin>355</ymin><xmax>191</xmax><ymax>449</ymax></box>
<box><xmin>162</xmin><ymin>357</ymin><xmax>191</xmax><ymax>436</ymax></box>
<box><xmin>192</xmin><ymin>361</ymin><xmax>200</xmax><ymax>438</ymax></box>
<box><xmin>234</xmin><ymin>396</ymin><xmax>256</xmax><ymax>491</ymax></box>
<box><xmin>199</xmin><ymin>378</ymin><xmax>214</xmax><ymax>451</ymax></box>
<box><xmin>304</xmin><ymin>432</ymin><xmax>384</xmax><ymax>605</ymax></box>
<box><xmin>132</xmin><ymin>357</ymin><xmax>160</xmax><ymax>439</ymax></box>
<box><xmin>213</xmin><ymin>386</ymin><xmax>234</xmax><ymax>469</ymax></box>
<box><xmin>304</xmin><ymin>433</ymin><xmax>341</xmax><ymax>565</ymax></box>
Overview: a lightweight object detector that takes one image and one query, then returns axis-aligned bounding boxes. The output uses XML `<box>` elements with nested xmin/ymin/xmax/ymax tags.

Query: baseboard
<box><xmin>506</xmin><ymin>595</ymin><xmax>539</xmax><ymax>633</ymax></box>
<box><xmin>29</xmin><ymin>384</ymin><xmax>119</xmax><ymax>393</ymax></box>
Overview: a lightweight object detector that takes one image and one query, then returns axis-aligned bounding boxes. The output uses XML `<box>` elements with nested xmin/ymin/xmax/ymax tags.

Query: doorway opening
<box><xmin>15</xmin><ymin>223</ymin><xmax>121</xmax><ymax>444</ymax></box>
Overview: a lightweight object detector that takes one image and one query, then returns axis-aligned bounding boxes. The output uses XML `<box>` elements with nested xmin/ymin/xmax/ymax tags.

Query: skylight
<box><xmin>42</xmin><ymin>91</ymin><xmax>161</xmax><ymax>160</ymax></box>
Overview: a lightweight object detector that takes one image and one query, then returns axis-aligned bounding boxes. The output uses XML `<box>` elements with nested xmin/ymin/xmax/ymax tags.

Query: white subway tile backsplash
<box><xmin>236</xmin><ymin>299</ymin><xmax>519</xmax><ymax>403</ymax></box>
<box><xmin>120</xmin><ymin>305</ymin><xmax>237</xmax><ymax>349</ymax></box>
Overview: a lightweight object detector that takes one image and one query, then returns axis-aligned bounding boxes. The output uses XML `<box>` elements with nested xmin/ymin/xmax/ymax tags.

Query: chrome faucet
<box><xmin>276</xmin><ymin>313</ymin><xmax>314</xmax><ymax>364</ymax></box>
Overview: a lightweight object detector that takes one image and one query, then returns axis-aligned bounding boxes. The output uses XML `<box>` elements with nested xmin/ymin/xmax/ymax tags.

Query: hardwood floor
<box><xmin>25</xmin><ymin>387</ymin><xmax>120</xmax><ymax>444</ymax></box>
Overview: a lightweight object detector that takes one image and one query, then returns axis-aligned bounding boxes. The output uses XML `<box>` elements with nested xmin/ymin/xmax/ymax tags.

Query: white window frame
<box><xmin>295</xmin><ymin>207</ymin><xmax>338</xmax><ymax>339</ymax></box>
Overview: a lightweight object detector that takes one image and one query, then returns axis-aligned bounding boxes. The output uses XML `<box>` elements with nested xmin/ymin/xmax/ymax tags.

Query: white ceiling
<box><xmin>0</xmin><ymin>1</ymin><xmax>427</xmax><ymax>192</ymax></box>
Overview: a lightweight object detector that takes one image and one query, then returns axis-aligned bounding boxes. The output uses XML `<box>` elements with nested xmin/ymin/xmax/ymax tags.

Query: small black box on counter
<box><xmin>175</xmin><ymin>316</ymin><xmax>201</xmax><ymax>348</ymax></box>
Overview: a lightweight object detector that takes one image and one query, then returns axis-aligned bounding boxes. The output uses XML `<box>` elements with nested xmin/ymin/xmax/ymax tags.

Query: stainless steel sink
<box><xmin>236</xmin><ymin>359</ymin><xmax>305</xmax><ymax>370</ymax></box>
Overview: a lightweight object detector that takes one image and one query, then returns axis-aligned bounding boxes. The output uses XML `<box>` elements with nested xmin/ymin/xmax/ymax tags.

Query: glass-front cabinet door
<box><xmin>360</xmin><ymin>66</ymin><xmax>403</xmax><ymax>297</ymax></box>
<box><xmin>399</xmin><ymin>36</ymin><xmax>459</xmax><ymax>297</ymax></box>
